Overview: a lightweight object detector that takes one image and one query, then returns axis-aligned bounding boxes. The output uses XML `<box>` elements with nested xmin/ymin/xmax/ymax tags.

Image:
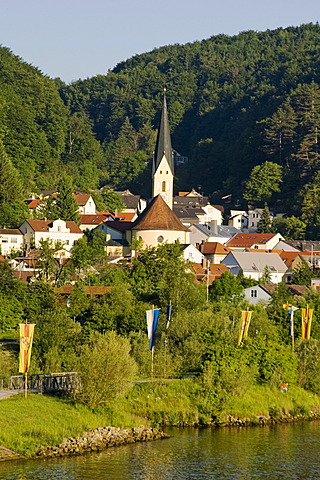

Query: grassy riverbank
<box><xmin>0</xmin><ymin>394</ymin><xmax>144</xmax><ymax>455</ymax></box>
<box><xmin>127</xmin><ymin>380</ymin><xmax>320</xmax><ymax>426</ymax></box>
<box><xmin>2</xmin><ymin>381</ymin><xmax>320</xmax><ymax>456</ymax></box>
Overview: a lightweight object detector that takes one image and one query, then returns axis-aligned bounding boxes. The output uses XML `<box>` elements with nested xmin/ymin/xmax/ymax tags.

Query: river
<box><xmin>1</xmin><ymin>422</ymin><xmax>320</xmax><ymax>479</ymax></box>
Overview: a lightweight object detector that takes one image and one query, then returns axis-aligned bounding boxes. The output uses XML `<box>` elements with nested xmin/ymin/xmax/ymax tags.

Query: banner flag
<box><xmin>146</xmin><ymin>309</ymin><xmax>161</xmax><ymax>350</ymax></box>
<box><xmin>287</xmin><ymin>306</ymin><xmax>299</xmax><ymax>337</ymax></box>
<box><xmin>301</xmin><ymin>308</ymin><xmax>313</xmax><ymax>340</ymax></box>
<box><xmin>238</xmin><ymin>311</ymin><xmax>252</xmax><ymax>346</ymax></box>
<box><xmin>243</xmin><ymin>311</ymin><xmax>252</xmax><ymax>339</ymax></box>
<box><xmin>19</xmin><ymin>323</ymin><xmax>35</xmax><ymax>373</ymax></box>
<box><xmin>166</xmin><ymin>305</ymin><xmax>173</xmax><ymax>328</ymax></box>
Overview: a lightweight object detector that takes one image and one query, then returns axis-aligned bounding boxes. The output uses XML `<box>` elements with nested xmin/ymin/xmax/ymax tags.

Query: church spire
<box><xmin>152</xmin><ymin>90</ymin><xmax>174</xmax><ymax>176</ymax></box>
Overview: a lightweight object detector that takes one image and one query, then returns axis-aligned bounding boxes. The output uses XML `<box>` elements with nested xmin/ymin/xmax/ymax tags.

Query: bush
<box><xmin>76</xmin><ymin>331</ymin><xmax>137</xmax><ymax>408</ymax></box>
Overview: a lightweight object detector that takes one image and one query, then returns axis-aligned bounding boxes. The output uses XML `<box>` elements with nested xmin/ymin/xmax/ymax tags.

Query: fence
<box><xmin>8</xmin><ymin>372</ymin><xmax>80</xmax><ymax>394</ymax></box>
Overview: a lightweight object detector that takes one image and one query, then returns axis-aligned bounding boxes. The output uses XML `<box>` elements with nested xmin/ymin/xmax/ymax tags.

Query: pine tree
<box><xmin>55</xmin><ymin>174</ymin><xmax>80</xmax><ymax>223</ymax></box>
<box><xmin>257</xmin><ymin>204</ymin><xmax>272</xmax><ymax>233</ymax></box>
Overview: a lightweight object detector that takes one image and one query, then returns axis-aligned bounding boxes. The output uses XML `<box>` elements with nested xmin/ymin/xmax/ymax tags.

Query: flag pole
<box><xmin>290</xmin><ymin>309</ymin><xmax>295</xmax><ymax>352</ymax></box>
<box><xmin>151</xmin><ymin>305</ymin><xmax>154</xmax><ymax>378</ymax></box>
<box><xmin>24</xmin><ymin>319</ymin><xmax>28</xmax><ymax>398</ymax></box>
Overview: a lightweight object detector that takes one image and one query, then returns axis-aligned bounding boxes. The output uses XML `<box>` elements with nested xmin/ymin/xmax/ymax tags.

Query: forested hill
<box><xmin>2</xmin><ymin>24</ymin><xmax>320</xmax><ymax>216</ymax></box>
<box><xmin>59</xmin><ymin>23</ymin><xmax>320</xmax><ymax>210</ymax></box>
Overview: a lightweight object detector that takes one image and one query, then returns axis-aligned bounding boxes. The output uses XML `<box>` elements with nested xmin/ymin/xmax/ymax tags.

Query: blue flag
<box><xmin>166</xmin><ymin>305</ymin><xmax>173</xmax><ymax>328</ymax></box>
<box><xmin>146</xmin><ymin>308</ymin><xmax>161</xmax><ymax>350</ymax></box>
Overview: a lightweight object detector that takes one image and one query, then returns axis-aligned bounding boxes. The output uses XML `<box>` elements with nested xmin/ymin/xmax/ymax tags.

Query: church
<box><xmin>126</xmin><ymin>93</ymin><xmax>190</xmax><ymax>248</ymax></box>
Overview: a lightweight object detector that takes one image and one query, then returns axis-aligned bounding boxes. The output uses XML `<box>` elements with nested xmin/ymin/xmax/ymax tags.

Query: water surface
<box><xmin>1</xmin><ymin>422</ymin><xmax>320</xmax><ymax>479</ymax></box>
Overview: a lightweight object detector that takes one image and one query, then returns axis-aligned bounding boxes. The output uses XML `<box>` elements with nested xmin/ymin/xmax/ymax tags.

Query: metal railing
<box><xmin>8</xmin><ymin>372</ymin><xmax>79</xmax><ymax>394</ymax></box>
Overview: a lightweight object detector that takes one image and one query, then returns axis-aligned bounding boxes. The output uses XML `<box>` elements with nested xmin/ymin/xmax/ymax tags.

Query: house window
<box><xmin>251</xmin><ymin>290</ymin><xmax>257</xmax><ymax>298</ymax></box>
<box><xmin>251</xmin><ymin>222</ymin><xmax>254</xmax><ymax>227</ymax></box>
<box><xmin>160</xmin><ymin>170</ymin><xmax>162</xmax><ymax>174</ymax></box>
<box><xmin>65</xmin><ymin>240</ymin><xmax>70</xmax><ymax>245</ymax></box>
<box><xmin>162</xmin><ymin>181</ymin><xmax>166</xmax><ymax>192</ymax></box>
<box><xmin>1</xmin><ymin>237</ymin><xmax>8</xmax><ymax>243</ymax></box>
<box><xmin>10</xmin><ymin>238</ymin><xmax>17</xmax><ymax>243</ymax></box>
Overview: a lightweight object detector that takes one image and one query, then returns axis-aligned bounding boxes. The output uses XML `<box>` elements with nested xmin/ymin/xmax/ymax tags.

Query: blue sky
<box><xmin>2</xmin><ymin>0</ymin><xmax>320</xmax><ymax>83</ymax></box>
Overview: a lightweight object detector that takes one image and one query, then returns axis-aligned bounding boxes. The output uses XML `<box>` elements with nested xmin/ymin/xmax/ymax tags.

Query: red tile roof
<box><xmin>200</xmin><ymin>242</ymin><xmax>230</xmax><ymax>255</ymax></box>
<box><xmin>80</xmin><ymin>214</ymin><xmax>111</xmax><ymax>225</ymax></box>
<box><xmin>23</xmin><ymin>199</ymin><xmax>42</xmax><ymax>209</ymax></box>
<box><xmin>56</xmin><ymin>285</ymin><xmax>112</xmax><ymax>295</ymax></box>
<box><xmin>0</xmin><ymin>229</ymin><xmax>23</xmax><ymax>235</ymax></box>
<box><xmin>73</xmin><ymin>194</ymin><xmax>91</xmax><ymax>206</ymax></box>
<box><xmin>115</xmin><ymin>212</ymin><xmax>136</xmax><ymax>222</ymax></box>
<box><xmin>226</xmin><ymin>233</ymin><xmax>277</xmax><ymax>248</ymax></box>
<box><xmin>131</xmin><ymin>195</ymin><xmax>190</xmax><ymax>232</ymax></box>
<box><xmin>26</xmin><ymin>219</ymin><xmax>82</xmax><ymax>234</ymax></box>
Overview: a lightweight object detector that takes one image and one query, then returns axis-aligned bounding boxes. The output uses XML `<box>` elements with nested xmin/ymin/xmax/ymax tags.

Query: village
<box><xmin>0</xmin><ymin>95</ymin><xmax>318</xmax><ymax>305</ymax></box>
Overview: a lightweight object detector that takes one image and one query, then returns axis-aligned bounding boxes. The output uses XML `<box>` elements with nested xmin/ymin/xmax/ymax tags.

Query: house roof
<box><xmin>131</xmin><ymin>195</ymin><xmax>190</xmax><ymax>232</ymax></box>
<box><xmin>23</xmin><ymin>198</ymin><xmax>42</xmax><ymax>209</ymax></box>
<box><xmin>114</xmin><ymin>212</ymin><xmax>136</xmax><ymax>222</ymax></box>
<box><xmin>284</xmin><ymin>240</ymin><xmax>320</xmax><ymax>252</ymax></box>
<box><xmin>73</xmin><ymin>194</ymin><xmax>91</xmax><ymax>206</ymax></box>
<box><xmin>0</xmin><ymin>254</ymin><xmax>5</xmax><ymax>262</ymax></box>
<box><xmin>200</xmin><ymin>242</ymin><xmax>231</xmax><ymax>255</ymax></box>
<box><xmin>0</xmin><ymin>229</ymin><xmax>23</xmax><ymax>235</ymax></box>
<box><xmin>279</xmin><ymin>251</ymin><xmax>301</xmax><ymax>267</ymax></box>
<box><xmin>225</xmin><ymin>251</ymin><xmax>287</xmax><ymax>273</ymax></box>
<box><xmin>102</xmin><ymin>220</ymin><xmax>133</xmax><ymax>233</ymax></box>
<box><xmin>226</xmin><ymin>233</ymin><xmax>278</xmax><ymax>248</ymax></box>
<box><xmin>25</xmin><ymin>219</ymin><xmax>82</xmax><ymax>234</ymax></box>
<box><xmin>153</xmin><ymin>94</ymin><xmax>174</xmax><ymax>175</ymax></box>
<box><xmin>80</xmin><ymin>214</ymin><xmax>111</xmax><ymax>226</ymax></box>
<box><xmin>56</xmin><ymin>285</ymin><xmax>112</xmax><ymax>295</ymax></box>
<box><xmin>259</xmin><ymin>284</ymin><xmax>308</xmax><ymax>296</ymax></box>
<box><xmin>173</xmin><ymin>207</ymin><xmax>202</xmax><ymax>220</ymax></box>
<box><xmin>115</xmin><ymin>191</ymin><xmax>142</xmax><ymax>210</ymax></box>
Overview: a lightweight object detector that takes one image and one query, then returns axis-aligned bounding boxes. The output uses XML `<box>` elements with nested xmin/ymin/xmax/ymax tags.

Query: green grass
<box><xmin>2</xmin><ymin>382</ymin><xmax>320</xmax><ymax>456</ymax></box>
<box><xmin>0</xmin><ymin>394</ymin><xmax>145</xmax><ymax>455</ymax></box>
<box><xmin>227</xmin><ymin>384</ymin><xmax>320</xmax><ymax>420</ymax></box>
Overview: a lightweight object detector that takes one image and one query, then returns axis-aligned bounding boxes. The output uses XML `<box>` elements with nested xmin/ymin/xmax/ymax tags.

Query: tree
<box><xmin>0</xmin><ymin>139</ymin><xmax>23</xmax><ymax>204</ymax></box>
<box><xmin>291</xmin><ymin>260</ymin><xmax>312</xmax><ymax>286</ymax></box>
<box><xmin>209</xmin><ymin>272</ymin><xmax>244</xmax><ymax>302</ymax></box>
<box><xmin>100</xmin><ymin>188</ymin><xmax>125</xmax><ymax>213</ymax></box>
<box><xmin>55</xmin><ymin>174</ymin><xmax>80</xmax><ymax>223</ymax></box>
<box><xmin>257</xmin><ymin>204</ymin><xmax>272</xmax><ymax>233</ymax></box>
<box><xmin>271</xmin><ymin>216</ymin><xmax>306</xmax><ymax>240</ymax></box>
<box><xmin>243</xmin><ymin>161</ymin><xmax>282</xmax><ymax>204</ymax></box>
<box><xmin>76</xmin><ymin>331</ymin><xmax>137</xmax><ymax>407</ymax></box>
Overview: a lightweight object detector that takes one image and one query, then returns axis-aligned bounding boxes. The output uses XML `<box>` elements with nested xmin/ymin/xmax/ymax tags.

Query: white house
<box><xmin>245</xmin><ymin>284</ymin><xmax>308</xmax><ymax>305</ymax></box>
<box><xmin>19</xmin><ymin>219</ymin><xmax>83</xmax><ymax>251</ymax></box>
<box><xmin>0</xmin><ymin>229</ymin><xmax>24</xmax><ymax>256</ymax></box>
<box><xmin>248</xmin><ymin>208</ymin><xmax>264</xmax><ymax>232</ymax></box>
<box><xmin>222</xmin><ymin>251</ymin><xmax>287</xmax><ymax>284</ymax></box>
<box><xmin>73</xmin><ymin>194</ymin><xmax>96</xmax><ymax>215</ymax></box>
<box><xmin>228</xmin><ymin>210</ymin><xmax>248</xmax><ymax>230</ymax></box>
<box><xmin>226</xmin><ymin>232</ymin><xmax>283</xmax><ymax>251</ymax></box>
<box><xmin>180</xmin><ymin>244</ymin><xmax>204</xmax><ymax>263</ymax></box>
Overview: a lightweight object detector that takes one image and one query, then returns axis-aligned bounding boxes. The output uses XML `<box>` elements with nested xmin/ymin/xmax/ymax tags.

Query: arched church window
<box><xmin>162</xmin><ymin>181</ymin><xmax>166</xmax><ymax>192</ymax></box>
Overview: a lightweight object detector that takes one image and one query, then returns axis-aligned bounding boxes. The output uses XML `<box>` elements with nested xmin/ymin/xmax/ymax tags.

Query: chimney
<box><xmin>210</xmin><ymin>220</ymin><xmax>218</xmax><ymax>235</ymax></box>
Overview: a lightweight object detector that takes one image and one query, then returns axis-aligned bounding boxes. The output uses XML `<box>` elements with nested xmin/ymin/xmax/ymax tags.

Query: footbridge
<box><xmin>8</xmin><ymin>372</ymin><xmax>79</xmax><ymax>394</ymax></box>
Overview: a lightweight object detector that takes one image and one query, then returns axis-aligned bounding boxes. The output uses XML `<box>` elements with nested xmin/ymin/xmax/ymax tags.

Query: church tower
<box><xmin>152</xmin><ymin>92</ymin><xmax>174</xmax><ymax>209</ymax></box>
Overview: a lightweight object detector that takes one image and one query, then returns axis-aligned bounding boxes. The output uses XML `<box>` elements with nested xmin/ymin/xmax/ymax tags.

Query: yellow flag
<box><xmin>19</xmin><ymin>324</ymin><xmax>35</xmax><ymax>373</ymax></box>
<box><xmin>238</xmin><ymin>311</ymin><xmax>252</xmax><ymax>346</ymax></box>
<box><xmin>301</xmin><ymin>308</ymin><xmax>313</xmax><ymax>340</ymax></box>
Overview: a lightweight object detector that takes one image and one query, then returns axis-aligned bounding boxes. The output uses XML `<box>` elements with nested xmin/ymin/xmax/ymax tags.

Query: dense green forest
<box><xmin>2</xmin><ymin>24</ymin><xmax>320</xmax><ymax>223</ymax></box>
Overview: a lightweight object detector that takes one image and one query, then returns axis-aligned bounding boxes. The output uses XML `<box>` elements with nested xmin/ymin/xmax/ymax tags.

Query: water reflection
<box><xmin>1</xmin><ymin>422</ymin><xmax>320</xmax><ymax>479</ymax></box>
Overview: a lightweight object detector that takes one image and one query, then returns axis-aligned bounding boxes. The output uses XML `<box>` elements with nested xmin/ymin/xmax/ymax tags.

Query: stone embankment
<box><xmin>35</xmin><ymin>426</ymin><xmax>168</xmax><ymax>458</ymax></box>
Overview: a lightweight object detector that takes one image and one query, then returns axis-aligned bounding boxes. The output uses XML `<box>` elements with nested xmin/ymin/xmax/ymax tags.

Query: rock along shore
<box><xmin>34</xmin><ymin>426</ymin><xmax>169</xmax><ymax>458</ymax></box>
